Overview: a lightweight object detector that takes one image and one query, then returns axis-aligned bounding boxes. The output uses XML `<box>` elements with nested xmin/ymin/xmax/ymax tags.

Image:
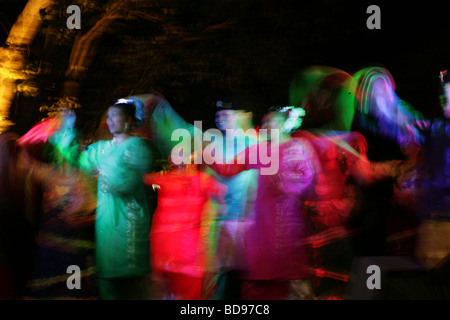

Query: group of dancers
<box><xmin>0</xmin><ymin>65</ymin><xmax>449</xmax><ymax>300</ymax></box>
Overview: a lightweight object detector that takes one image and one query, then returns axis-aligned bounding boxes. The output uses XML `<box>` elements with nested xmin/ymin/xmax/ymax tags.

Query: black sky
<box><xmin>1</xmin><ymin>0</ymin><xmax>450</xmax><ymax>128</ymax></box>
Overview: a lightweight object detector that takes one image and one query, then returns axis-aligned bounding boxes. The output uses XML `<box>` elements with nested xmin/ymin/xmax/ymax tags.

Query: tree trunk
<box><xmin>0</xmin><ymin>0</ymin><xmax>55</xmax><ymax>133</ymax></box>
<box><xmin>61</xmin><ymin>1</ymin><xmax>124</xmax><ymax>98</ymax></box>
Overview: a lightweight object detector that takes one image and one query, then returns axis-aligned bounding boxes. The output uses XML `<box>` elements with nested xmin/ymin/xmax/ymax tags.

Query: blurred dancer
<box><xmin>414</xmin><ymin>70</ymin><xmax>450</xmax><ymax>269</ymax></box>
<box><xmin>351</xmin><ymin>66</ymin><xmax>431</xmax><ymax>261</ymax></box>
<box><xmin>210</xmin><ymin>106</ymin><xmax>316</xmax><ymax>300</ymax></box>
<box><xmin>50</xmin><ymin>100</ymin><xmax>153</xmax><ymax>299</ymax></box>
<box><xmin>144</xmin><ymin>152</ymin><xmax>226</xmax><ymax>300</ymax></box>
<box><xmin>289</xmin><ymin>66</ymin><xmax>402</xmax><ymax>299</ymax></box>
<box><xmin>12</xmin><ymin>111</ymin><xmax>97</xmax><ymax>299</ymax></box>
<box><xmin>289</xmin><ymin>67</ymin><xmax>365</xmax><ymax>299</ymax></box>
<box><xmin>204</xmin><ymin>98</ymin><xmax>258</xmax><ymax>299</ymax></box>
<box><xmin>293</xmin><ymin>129</ymin><xmax>373</xmax><ymax>298</ymax></box>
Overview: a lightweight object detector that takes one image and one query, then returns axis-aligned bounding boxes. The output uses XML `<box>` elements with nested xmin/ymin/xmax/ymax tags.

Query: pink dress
<box><xmin>213</xmin><ymin>138</ymin><xmax>316</xmax><ymax>280</ymax></box>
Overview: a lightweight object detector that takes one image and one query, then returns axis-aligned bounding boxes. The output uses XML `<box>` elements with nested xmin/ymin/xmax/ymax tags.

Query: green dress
<box><xmin>79</xmin><ymin>137</ymin><xmax>151</xmax><ymax>278</ymax></box>
<box><xmin>74</xmin><ymin>136</ymin><xmax>152</xmax><ymax>279</ymax></box>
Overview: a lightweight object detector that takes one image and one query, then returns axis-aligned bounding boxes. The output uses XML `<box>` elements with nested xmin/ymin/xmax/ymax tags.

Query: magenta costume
<box><xmin>213</xmin><ymin>138</ymin><xmax>315</xmax><ymax>280</ymax></box>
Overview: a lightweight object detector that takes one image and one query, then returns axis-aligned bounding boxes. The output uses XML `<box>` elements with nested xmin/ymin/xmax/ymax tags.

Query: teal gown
<box><xmin>51</xmin><ymin>130</ymin><xmax>153</xmax><ymax>280</ymax></box>
<box><xmin>79</xmin><ymin>137</ymin><xmax>152</xmax><ymax>279</ymax></box>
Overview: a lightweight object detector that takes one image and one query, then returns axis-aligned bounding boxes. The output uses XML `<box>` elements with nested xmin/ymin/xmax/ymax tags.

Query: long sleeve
<box><xmin>78</xmin><ymin>142</ymin><xmax>100</xmax><ymax>172</ymax></box>
<box><xmin>48</xmin><ymin>124</ymin><xmax>99</xmax><ymax>174</ymax></box>
<box><xmin>48</xmin><ymin>128</ymin><xmax>80</xmax><ymax>167</ymax></box>
<box><xmin>150</xmin><ymin>97</ymin><xmax>200</xmax><ymax>158</ymax></box>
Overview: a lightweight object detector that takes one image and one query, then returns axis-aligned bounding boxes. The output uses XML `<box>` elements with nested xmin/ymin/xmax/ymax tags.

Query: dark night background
<box><xmin>1</xmin><ymin>0</ymin><xmax>449</xmax><ymax>136</ymax></box>
<box><xmin>2</xmin><ymin>1</ymin><xmax>450</xmax><ymax>302</ymax></box>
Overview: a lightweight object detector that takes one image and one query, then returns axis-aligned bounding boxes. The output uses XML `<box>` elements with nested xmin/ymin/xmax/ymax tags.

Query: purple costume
<box><xmin>213</xmin><ymin>138</ymin><xmax>315</xmax><ymax>280</ymax></box>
